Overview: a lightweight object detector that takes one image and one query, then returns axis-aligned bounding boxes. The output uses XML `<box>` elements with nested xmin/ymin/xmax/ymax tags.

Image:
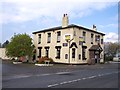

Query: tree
<box><xmin>6</xmin><ymin>33</ymin><xmax>34</xmax><ymax>61</ymax></box>
<box><xmin>104</xmin><ymin>42</ymin><xmax>120</xmax><ymax>61</ymax></box>
<box><xmin>0</xmin><ymin>43</ymin><xmax>1</xmax><ymax>48</ymax></box>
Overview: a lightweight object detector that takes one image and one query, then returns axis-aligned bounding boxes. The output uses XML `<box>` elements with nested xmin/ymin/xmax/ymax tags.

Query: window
<box><xmin>55</xmin><ymin>46</ymin><xmax>61</xmax><ymax>59</ymax></box>
<box><xmin>83</xmin><ymin>32</ymin><xmax>86</xmax><ymax>43</ymax></box>
<box><xmin>101</xmin><ymin>39</ymin><xmax>103</xmax><ymax>44</ymax></box>
<box><xmin>47</xmin><ymin>33</ymin><xmax>51</xmax><ymax>43</ymax></box>
<box><xmin>91</xmin><ymin>34</ymin><xmax>94</xmax><ymax>44</ymax></box>
<box><xmin>38</xmin><ymin>34</ymin><xmax>41</xmax><ymax>44</ymax></box>
<box><xmin>65</xmin><ymin>54</ymin><xmax>68</xmax><ymax>59</ymax></box>
<box><xmin>95</xmin><ymin>35</ymin><xmax>100</xmax><ymax>43</ymax></box>
<box><xmin>56</xmin><ymin>49</ymin><xmax>60</xmax><ymax>59</ymax></box>
<box><xmin>74</xmin><ymin>31</ymin><xmax>76</xmax><ymax>36</ymax></box>
<box><xmin>57</xmin><ymin>31</ymin><xmax>61</xmax><ymax>42</ymax></box>
<box><xmin>82</xmin><ymin>47</ymin><xmax>86</xmax><ymax>60</ymax></box>
<box><xmin>45</xmin><ymin>47</ymin><xmax>49</xmax><ymax>57</ymax></box>
<box><xmin>72</xmin><ymin>48</ymin><xmax>75</xmax><ymax>58</ymax></box>
<box><xmin>38</xmin><ymin>47</ymin><xmax>42</xmax><ymax>58</ymax></box>
<box><xmin>79</xmin><ymin>54</ymin><xmax>81</xmax><ymax>60</ymax></box>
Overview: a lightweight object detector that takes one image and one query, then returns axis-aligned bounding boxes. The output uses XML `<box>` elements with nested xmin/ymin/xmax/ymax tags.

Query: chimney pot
<box><xmin>93</xmin><ymin>24</ymin><xmax>97</xmax><ymax>31</ymax></box>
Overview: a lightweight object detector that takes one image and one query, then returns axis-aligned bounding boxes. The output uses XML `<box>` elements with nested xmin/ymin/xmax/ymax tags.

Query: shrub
<box><xmin>100</xmin><ymin>62</ymin><xmax>105</xmax><ymax>64</ymax></box>
<box><xmin>104</xmin><ymin>55</ymin><xmax>113</xmax><ymax>62</ymax></box>
<box><xmin>37</xmin><ymin>56</ymin><xmax>54</xmax><ymax>64</ymax></box>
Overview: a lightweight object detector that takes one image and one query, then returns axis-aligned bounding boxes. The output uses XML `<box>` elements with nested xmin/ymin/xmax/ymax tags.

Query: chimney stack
<box><xmin>93</xmin><ymin>24</ymin><xmax>97</xmax><ymax>31</ymax></box>
<box><xmin>62</xmin><ymin>14</ymin><xmax>69</xmax><ymax>28</ymax></box>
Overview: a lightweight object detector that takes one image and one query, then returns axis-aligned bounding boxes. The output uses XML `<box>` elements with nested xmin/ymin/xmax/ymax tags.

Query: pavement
<box><xmin>2</xmin><ymin>60</ymin><xmax>120</xmax><ymax>88</ymax></box>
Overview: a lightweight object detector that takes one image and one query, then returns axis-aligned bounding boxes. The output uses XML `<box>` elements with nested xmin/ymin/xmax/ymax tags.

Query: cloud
<box><xmin>104</xmin><ymin>32</ymin><xmax>118</xmax><ymax>43</ymax></box>
<box><xmin>1</xmin><ymin>1</ymin><xmax>117</xmax><ymax>24</ymax></box>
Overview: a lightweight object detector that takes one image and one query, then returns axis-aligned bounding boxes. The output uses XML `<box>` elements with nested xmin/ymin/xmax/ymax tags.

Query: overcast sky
<box><xmin>1</xmin><ymin>0</ymin><xmax>119</xmax><ymax>43</ymax></box>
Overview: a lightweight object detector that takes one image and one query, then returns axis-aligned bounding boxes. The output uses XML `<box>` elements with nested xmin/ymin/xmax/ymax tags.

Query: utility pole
<box><xmin>66</xmin><ymin>38</ymin><xmax>73</xmax><ymax>64</ymax></box>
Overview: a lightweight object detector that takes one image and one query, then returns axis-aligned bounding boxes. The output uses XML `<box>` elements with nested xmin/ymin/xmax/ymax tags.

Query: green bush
<box><xmin>104</xmin><ymin>55</ymin><xmax>113</xmax><ymax>62</ymax></box>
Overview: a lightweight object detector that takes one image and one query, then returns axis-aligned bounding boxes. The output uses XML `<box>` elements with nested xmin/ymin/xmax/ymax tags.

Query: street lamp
<box><xmin>65</xmin><ymin>35</ymin><xmax>73</xmax><ymax>64</ymax></box>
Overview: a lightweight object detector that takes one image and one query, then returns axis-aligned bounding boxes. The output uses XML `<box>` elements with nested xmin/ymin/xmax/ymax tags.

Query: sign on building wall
<box><xmin>65</xmin><ymin>35</ymin><xmax>71</xmax><ymax>41</ymax></box>
<box><xmin>64</xmin><ymin>34</ymin><xmax>72</xmax><ymax>41</ymax></box>
<box><xmin>79</xmin><ymin>36</ymin><xmax>84</xmax><ymax>42</ymax></box>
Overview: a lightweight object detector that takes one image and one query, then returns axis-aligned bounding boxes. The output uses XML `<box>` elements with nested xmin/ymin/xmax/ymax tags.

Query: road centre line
<box><xmin>88</xmin><ymin>75</ymin><xmax>97</xmax><ymax>79</ymax></box>
<box><xmin>48</xmin><ymin>84</ymin><xmax>59</xmax><ymax>87</ymax></box>
<box><xmin>48</xmin><ymin>71</ymin><xmax>119</xmax><ymax>88</ymax></box>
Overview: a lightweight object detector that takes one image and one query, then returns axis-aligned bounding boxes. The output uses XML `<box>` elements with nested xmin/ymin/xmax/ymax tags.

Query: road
<box><xmin>2</xmin><ymin>60</ymin><xmax>120</xmax><ymax>88</ymax></box>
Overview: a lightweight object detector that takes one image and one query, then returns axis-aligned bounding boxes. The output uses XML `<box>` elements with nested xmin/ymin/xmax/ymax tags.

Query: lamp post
<box><xmin>65</xmin><ymin>35</ymin><xmax>73</xmax><ymax>64</ymax></box>
<box><xmin>79</xmin><ymin>37</ymin><xmax>84</xmax><ymax>61</ymax></box>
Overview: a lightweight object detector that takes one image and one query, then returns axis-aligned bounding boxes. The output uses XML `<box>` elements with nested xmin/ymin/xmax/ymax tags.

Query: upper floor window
<box><xmin>57</xmin><ymin>31</ymin><xmax>61</xmax><ymax>42</ymax></box>
<box><xmin>83</xmin><ymin>31</ymin><xmax>86</xmax><ymax>43</ymax></box>
<box><xmin>101</xmin><ymin>39</ymin><xmax>103</xmax><ymax>44</ymax></box>
<box><xmin>47</xmin><ymin>33</ymin><xmax>51</xmax><ymax>43</ymax></box>
<box><xmin>91</xmin><ymin>34</ymin><xmax>94</xmax><ymax>44</ymax></box>
<box><xmin>38</xmin><ymin>34</ymin><xmax>41</xmax><ymax>44</ymax></box>
<box><xmin>74</xmin><ymin>31</ymin><xmax>76</xmax><ymax>36</ymax></box>
<box><xmin>95</xmin><ymin>35</ymin><xmax>100</xmax><ymax>43</ymax></box>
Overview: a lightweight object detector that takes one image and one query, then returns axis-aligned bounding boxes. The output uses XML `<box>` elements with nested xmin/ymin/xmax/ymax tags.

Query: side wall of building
<box><xmin>0</xmin><ymin>48</ymin><xmax>10</xmax><ymax>59</ymax></box>
<box><xmin>73</xmin><ymin>27</ymin><xmax>104</xmax><ymax>63</ymax></box>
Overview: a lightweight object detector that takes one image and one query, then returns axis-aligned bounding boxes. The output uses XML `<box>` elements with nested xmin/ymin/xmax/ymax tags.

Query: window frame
<box><xmin>72</xmin><ymin>48</ymin><xmax>75</xmax><ymax>58</ymax></box>
<box><xmin>83</xmin><ymin>31</ymin><xmax>86</xmax><ymax>43</ymax></box>
<box><xmin>47</xmin><ymin>33</ymin><xmax>51</xmax><ymax>43</ymax></box>
<box><xmin>57</xmin><ymin>31</ymin><xmax>61</xmax><ymax>43</ymax></box>
<box><xmin>91</xmin><ymin>34</ymin><xmax>94</xmax><ymax>44</ymax></box>
<box><xmin>38</xmin><ymin>34</ymin><xmax>41</xmax><ymax>44</ymax></box>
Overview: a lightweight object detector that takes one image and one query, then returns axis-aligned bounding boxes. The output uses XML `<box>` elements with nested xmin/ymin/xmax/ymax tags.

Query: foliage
<box><xmin>0</xmin><ymin>43</ymin><xmax>2</xmax><ymax>48</ymax></box>
<box><xmin>37</xmin><ymin>56</ymin><xmax>54</xmax><ymax>64</ymax></box>
<box><xmin>6</xmin><ymin>33</ymin><xmax>34</xmax><ymax>59</ymax></box>
<box><xmin>104</xmin><ymin>42</ymin><xmax>120</xmax><ymax>61</ymax></box>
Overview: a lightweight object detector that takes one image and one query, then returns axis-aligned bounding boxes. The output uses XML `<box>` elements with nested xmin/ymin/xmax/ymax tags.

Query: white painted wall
<box><xmin>0</xmin><ymin>48</ymin><xmax>10</xmax><ymax>59</ymax></box>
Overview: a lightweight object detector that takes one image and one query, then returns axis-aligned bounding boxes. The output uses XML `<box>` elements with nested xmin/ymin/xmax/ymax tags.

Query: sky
<box><xmin>0</xmin><ymin>0</ymin><xmax>119</xmax><ymax>43</ymax></box>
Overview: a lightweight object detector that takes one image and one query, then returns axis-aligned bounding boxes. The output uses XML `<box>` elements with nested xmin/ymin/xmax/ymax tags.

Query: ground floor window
<box><xmin>55</xmin><ymin>46</ymin><xmax>61</xmax><ymax>59</ymax></box>
<box><xmin>82</xmin><ymin>46</ymin><xmax>87</xmax><ymax>60</ymax></box>
<box><xmin>38</xmin><ymin>47</ymin><xmax>42</xmax><ymax>58</ymax></box>
<box><xmin>65</xmin><ymin>54</ymin><xmax>68</xmax><ymax>59</ymax></box>
<box><xmin>79</xmin><ymin>54</ymin><xmax>81</xmax><ymax>60</ymax></box>
<box><xmin>72</xmin><ymin>48</ymin><xmax>75</xmax><ymax>58</ymax></box>
<box><xmin>45</xmin><ymin>47</ymin><xmax>50</xmax><ymax>57</ymax></box>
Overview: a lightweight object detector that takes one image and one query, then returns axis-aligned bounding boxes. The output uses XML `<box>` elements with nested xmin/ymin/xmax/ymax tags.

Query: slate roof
<box><xmin>89</xmin><ymin>45</ymin><xmax>103</xmax><ymax>51</ymax></box>
<box><xmin>32</xmin><ymin>24</ymin><xmax>105</xmax><ymax>35</ymax></box>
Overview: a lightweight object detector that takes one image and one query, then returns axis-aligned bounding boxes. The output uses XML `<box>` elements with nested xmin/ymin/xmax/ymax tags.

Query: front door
<box><xmin>95</xmin><ymin>52</ymin><xmax>100</xmax><ymax>63</ymax></box>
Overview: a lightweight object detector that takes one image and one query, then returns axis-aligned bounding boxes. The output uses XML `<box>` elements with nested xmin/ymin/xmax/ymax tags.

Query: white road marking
<box><xmin>56</xmin><ymin>72</ymin><xmax>70</xmax><ymax>75</ymax></box>
<box><xmin>88</xmin><ymin>75</ymin><xmax>97</xmax><ymax>79</ymax></box>
<box><xmin>72</xmin><ymin>79</ymin><xmax>78</xmax><ymax>82</ymax></box>
<box><xmin>82</xmin><ymin>77</ymin><xmax>87</xmax><ymax>80</ymax></box>
<box><xmin>60</xmin><ymin>81</ymin><xmax>68</xmax><ymax>84</ymax></box>
<box><xmin>48</xmin><ymin>84</ymin><xmax>59</xmax><ymax>87</ymax></box>
<box><xmin>77</xmin><ymin>79</ymin><xmax>81</xmax><ymax>81</ymax></box>
<box><xmin>47</xmin><ymin>71</ymin><xmax>119</xmax><ymax>88</ymax></box>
